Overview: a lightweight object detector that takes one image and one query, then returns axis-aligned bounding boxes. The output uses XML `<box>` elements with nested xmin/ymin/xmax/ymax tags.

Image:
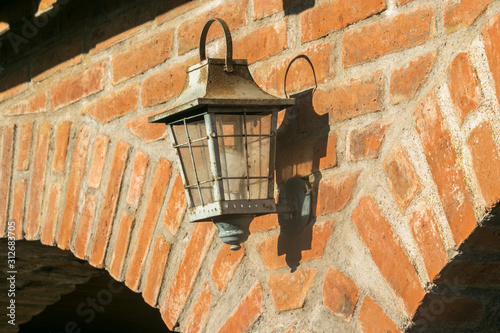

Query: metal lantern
<box><xmin>150</xmin><ymin>18</ymin><xmax>309</xmax><ymax>250</ymax></box>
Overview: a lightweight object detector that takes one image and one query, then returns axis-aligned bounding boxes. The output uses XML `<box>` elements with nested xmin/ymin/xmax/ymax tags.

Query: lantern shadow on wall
<box><xmin>282</xmin><ymin>0</ymin><xmax>315</xmax><ymax>15</ymax></box>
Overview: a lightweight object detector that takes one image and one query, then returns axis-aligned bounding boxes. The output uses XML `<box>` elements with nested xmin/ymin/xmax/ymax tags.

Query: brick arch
<box><xmin>2</xmin><ymin>1</ymin><xmax>500</xmax><ymax>332</ymax></box>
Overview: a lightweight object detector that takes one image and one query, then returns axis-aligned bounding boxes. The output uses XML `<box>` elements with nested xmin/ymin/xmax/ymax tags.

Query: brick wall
<box><xmin>2</xmin><ymin>0</ymin><xmax>500</xmax><ymax>332</ymax></box>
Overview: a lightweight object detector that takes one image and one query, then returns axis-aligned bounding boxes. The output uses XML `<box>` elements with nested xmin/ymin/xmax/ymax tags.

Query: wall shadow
<box><xmin>282</xmin><ymin>0</ymin><xmax>315</xmax><ymax>15</ymax></box>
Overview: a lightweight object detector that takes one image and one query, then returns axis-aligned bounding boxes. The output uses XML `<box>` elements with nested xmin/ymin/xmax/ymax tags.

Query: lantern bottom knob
<box><xmin>214</xmin><ymin>216</ymin><xmax>253</xmax><ymax>251</ymax></box>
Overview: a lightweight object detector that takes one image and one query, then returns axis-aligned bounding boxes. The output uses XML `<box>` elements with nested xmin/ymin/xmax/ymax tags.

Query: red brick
<box><xmin>0</xmin><ymin>125</ymin><xmax>14</xmax><ymax>237</ymax></box>
<box><xmin>233</xmin><ymin>21</ymin><xmax>287</xmax><ymax>64</ymax></box>
<box><xmin>468</xmin><ymin>122</ymin><xmax>500</xmax><ymax>210</ymax></box>
<box><xmin>352</xmin><ymin>196</ymin><xmax>425</xmax><ymax>315</ymax></box>
<box><xmin>483</xmin><ymin>13</ymin><xmax>500</xmax><ymax>107</ymax></box>
<box><xmin>0</xmin><ymin>66</ymin><xmax>28</xmax><ymax>103</ymax></box>
<box><xmin>409</xmin><ymin>203</ymin><xmax>448</xmax><ymax>281</ymax></box>
<box><xmin>26</xmin><ymin>122</ymin><xmax>51</xmax><ymax>240</ymax></box>
<box><xmin>125</xmin><ymin>158</ymin><xmax>172</xmax><ymax>291</ymax></box>
<box><xmin>218</xmin><ymin>281</ymin><xmax>263</xmax><ymax>333</ymax></box>
<box><xmin>258</xmin><ymin>220</ymin><xmax>334</xmax><ymax>271</ymax></box>
<box><xmin>52</xmin><ymin>121</ymin><xmax>71</xmax><ymax>173</ymax></box>
<box><xmin>414</xmin><ymin>92</ymin><xmax>476</xmax><ymax>245</ymax></box>
<box><xmin>143</xmin><ymin>237</ymin><xmax>171</xmax><ymax>306</ymax></box>
<box><xmin>268</xmin><ymin>268</ymin><xmax>316</xmax><ymax>311</ymax></box>
<box><xmin>126</xmin><ymin>112</ymin><xmax>169</xmax><ymax>143</ymax></box>
<box><xmin>73</xmin><ymin>194</ymin><xmax>96</xmax><ymax>259</ymax></box>
<box><xmin>83</xmin><ymin>84</ymin><xmax>139</xmax><ymax>124</ymax></box>
<box><xmin>322</xmin><ymin>268</ymin><xmax>359</xmax><ymax>322</ymax></box>
<box><xmin>348</xmin><ymin>119</ymin><xmax>392</xmax><ymax>161</ymax></box>
<box><xmin>249</xmin><ymin>214</ymin><xmax>279</xmax><ymax>233</ymax></box>
<box><xmin>38</xmin><ymin>0</ymin><xmax>57</xmax><ymax>11</ymax></box>
<box><xmin>358</xmin><ymin>296</ymin><xmax>401</xmax><ymax>333</ymax></box>
<box><xmin>17</xmin><ymin>122</ymin><xmax>33</xmax><ymax>171</ymax></box>
<box><xmin>253</xmin><ymin>0</ymin><xmax>303</xmax><ymax>19</ymax></box>
<box><xmin>183</xmin><ymin>283</ymin><xmax>213</xmax><ymax>333</ymax></box>
<box><xmin>32</xmin><ymin>36</ymin><xmax>83</xmax><ymax>82</ymax></box>
<box><xmin>276</xmin><ymin>132</ymin><xmax>337</xmax><ymax>183</ymax></box>
<box><xmin>211</xmin><ymin>244</ymin><xmax>245</xmax><ymax>292</ymax></box>
<box><xmin>51</xmin><ymin>62</ymin><xmax>106</xmax><ymax>110</ymax></box>
<box><xmin>89</xmin><ymin>141</ymin><xmax>129</xmax><ymax>268</ymax></box>
<box><xmin>444</xmin><ymin>0</ymin><xmax>492</xmax><ymax>34</ymax></box>
<box><xmin>112</xmin><ymin>30</ymin><xmax>174</xmax><ymax>84</ymax></box>
<box><xmin>163</xmin><ymin>173</ymin><xmax>187</xmax><ymax>235</ymax></box>
<box><xmin>87</xmin><ymin>134</ymin><xmax>110</xmax><ymax>189</ymax></box>
<box><xmin>383</xmin><ymin>146</ymin><xmax>420</xmax><ymax>211</ymax></box>
<box><xmin>253</xmin><ymin>43</ymin><xmax>332</xmax><ymax>96</ymax></box>
<box><xmin>177</xmin><ymin>0</ymin><xmax>247</xmax><ymax>55</ymax></box>
<box><xmin>41</xmin><ymin>183</ymin><xmax>60</xmax><ymax>246</ymax></box>
<box><xmin>142</xmin><ymin>63</ymin><xmax>187</xmax><ymax>108</ymax></box>
<box><xmin>315</xmin><ymin>171</ymin><xmax>361</xmax><ymax>217</ymax></box>
<box><xmin>4</xmin><ymin>92</ymin><xmax>47</xmax><ymax>116</ymax></box>
<box><xmin>313</xmin><ymin>71</ymin><xmax>384</xmax><ymax>121</ymax></box>
<box><xmin>11</xmin><ymin>179</ymin><xmax>27</xmax><ymax>240</ymax></box>
<box><xmin>447</xmin><ymin>52</ymin><xmax>481</xmax><ymax>125</ymax></box>
<box><xmin>343</xmin><ymin>6</ymin><xmax>434</xmax><ymax>67</ymax></box>
<box><xmin>126</xmin><ymin>150</ymin><xmax>149</xmax><ymax>208</ymax></box>
<box><xmin>390</xmin><ymin>52</ymin><xmax>436</xmax><ymax>105</ymax></box>
<box><xmin>160</xmin><ymin>222</ymin><xmax>216</xmax><ymax>330</ymax></box>
<box><xmin>301</xmin><ymin>0</ymin><xmax>386</xmax><ymax>43</ymax></box>
<box><xmin>57</xmin><ymin>125</ymin><xmax>93</xmax><ymax>250</ymax></box>
<box><xmin>109</xmin><ymin>212</ymin><xmax>134</xmax><ymax>280</ymax></box>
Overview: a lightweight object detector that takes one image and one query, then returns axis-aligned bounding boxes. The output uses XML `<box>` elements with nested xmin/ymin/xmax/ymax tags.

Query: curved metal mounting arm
<box><xmin>199</xmin><ymin>18</ymin><xmax>234</xmax><ymax>72</ymax></box>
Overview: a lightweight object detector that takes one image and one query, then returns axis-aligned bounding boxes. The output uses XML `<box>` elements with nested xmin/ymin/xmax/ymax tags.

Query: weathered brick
<box><xmin>183</xmin><ymin>283</ymin><xmax>213</xmax><ymax>333</ymax></box>
<box><xmin>258</xmin><ymin>220</ymin><xmax>334</xmax><ymax>270</ymax></box>
<box><xmin>52</xmin><ymin>121</ymin><xmax>71</xmax><ymax>173</ymax></box>
<box><xmin>444</xmin><ymin>0</ymin><xmax>493</xmax><ymax>34</ymax></box>
<box><xmin>383</xmin><ymin>146</ymin><xmax>420</xmax><ymax>211</ymax></box>
<box><xmin>83</xmin><ymin>84</ymin><xmax>139</xmax><ymax>123</ymax></box>
<box><xmin>483</xmin><ymin>13</ymin><xmax>500</xmax><ymax>107</ymax></box>
<box><xmin>315</xmin><ymin>171</ymin><xmax>360</xmax><ymax>217</ymax></box>
<box><xmin>0</xmin><ymin>125</ymin><xmax>14</xmax><ymax>237</ymax></box>
<box><xmin>322</xmin><ymin>268</ymin><xmax>359</xmax><ymax>322</ymax></box>
<box><xmin>177</xmin><ymin>0</ymin><xmax>247</xmax><ymax>55</ymax></box>
<box><xmin>390</xmin><ymin>52</ymin><xmax>436</xmax><ymax>105</ymax></box>
<box><xmin>163</xmin><ymin>173</ymin><xmax>187</xmax><ymax>235</ymax></box>
<box><xmin>126</xmin><ymin>158</ymin><xmax>172</xmax><ymax>291</ymax></box>
<box><xmin>112</xmin><ymin>30</ymin><xmax>173</xmax><ymax>84</ymax></box>
<box><xmin>414</xmin><ymin>92</ymin><xmax>476</xmax><ymax>245</ymax></box>
<box><xmin>233</xmin><ymin>21</ymin><xmax>287</xmax><ymax>64</ymax></box>
<box><xmin>211</xmin><ymin>244</ymin><xmax>245</xmax><ymax>292</ymax></box>
<box><xmin>352</xmin><ymin>196</ymin><xmax>425</xmax><ymax>315</ymax></box>
<box><xmin>126</xmin><ymin>112</ymin><xmax>169</xmax><ymax>143</ymax></box>
<box><xmin>89</xmin><ymin>141</ymin><xmax>129</xmax><ymax>268</ymax></box>
<box><xmin>109</xmin><ymin>212</ymin><xmax>134</xmax><ymax>281</ymax></box>
<box><xmin>253</xmin><ymin>0</ymin><xmax>303</xmax><ymax>20</ymax></box>
<box><xmin>73</xmin><ymin>194</ymin><xmax>96</xmax><ymax>259</ymax></box>
<box><xmin>160</xmin><ymin>222</ymin><xmax>215</xmax><ymax>330</ymax></box>
<box><xmin>4</xmin><ymin>92</ymin><xmax>47</xmax><ymax>116</ymax></box>
<box><xmin>313</xmin><ymin>71</ymin><xmax>384</xmax><ymax>121</ymax></box>
<box><xmin>87</xmin><ymin>134</ymin><xmax>110</xmax><ymax>189</ymax></box>
<box><xmin>409</xmin><ymin>203</ymin><xmax>448</xmax><ymax>281</ymax></box>
<box><xmin>41</xmin><ymin>183</ymin><xmax>60</xmax><ymax>246</ymax></box>
<box><xmin>358</xmin><ymin>296</ymin><xmax>401</xmax><ymax>333</ymax></box>
<box><xmin>57</xmin><ymin>125</ymin><xmax>93</xmax><ymax>250</ymax></box>
<box><xmin>38</xmin><ymin>0</ymin><xmax>57</xmax><ymax>11</ymax></box>
<box><xmin>17</xmin><ymin>122</ymin><xmax>33</xmax><ymax>171</ymax></box>
<box><xmin>51</xmin><ymin>62</ymin><xmax>106</xmax><ymax>110</ymax></box>
<box><xmin>126</xmin><ymin>150</ymin><xmax>149</xmax><ymax>208</ymax></box>
<box><xmin>218</xmin><ymin>281</ymin><xmax>263</xmax><ymax>333</ymax></box>
<box><xmin>343</xmin><ymin>5</ymin><xmax>434</xmax><ymax>67</ymax></box>
<box><xmin>0</xmin><ymin>66</ymin><xmax>28</xmax><ymax>103</ymax></box>
<box><xmin>26</xmin><ymin>122</ymin><xmax>51</xmax><ymax>240</ymax></box>
<box><xmin>11</xmin><ymin>179</ymin><xmax>27</xmax><ymax>240</ymax></box>
<box><xmin>301</xmin><ymin>0</ymin><xmax>386</xmax><ymax>43</ymax></box>
<box><xmin>249</xmin><ymin>214</ymin><xmax>279</xmax><ymax>233</ymax></box>
<box><xmin>348</xmin><ymin>119</ymin><xmax>392</xmax><ymax>161</ymax></box>
<box><xmin>142</xmin><ymin>63</ymin><xmax>187</xmax><ymax>108</ymax></box>
<box><xmin>143</xmin><ymin>236</ymin><xmax>171</xmax><ymax>306</ymax></box>
<box><xmin>447</xmin><ymin>52</ymin><xmax>481</xmax><ymax>125</ymax></box>
<box><xmin>268</xmin><ymin>268</ymin><xmax>316</xmax><ymax>311</ymax></box>
<box><xmin>468</xmin><ymin>122</ymin><xmax>500</xmax><ymax>210</ymax></box>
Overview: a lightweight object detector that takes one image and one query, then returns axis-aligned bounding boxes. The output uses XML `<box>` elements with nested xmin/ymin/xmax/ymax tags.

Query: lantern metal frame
<box><xmin>149</xmin><ymin>18</ymin><xmax>311</xmax><ymax>250</ymax></box>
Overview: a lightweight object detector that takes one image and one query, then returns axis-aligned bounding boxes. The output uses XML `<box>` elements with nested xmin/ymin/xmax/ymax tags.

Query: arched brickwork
<box><xmin>2</xmin><ymin>0</ymin><xmax>500</xmax><ymax>332</ymax></box>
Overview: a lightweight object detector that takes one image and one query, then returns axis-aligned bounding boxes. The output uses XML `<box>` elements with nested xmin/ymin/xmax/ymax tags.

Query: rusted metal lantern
<box><xmin>150</xmin><ymin>18</ymin><xmax>310</xmax><ymax>250</ymax></box>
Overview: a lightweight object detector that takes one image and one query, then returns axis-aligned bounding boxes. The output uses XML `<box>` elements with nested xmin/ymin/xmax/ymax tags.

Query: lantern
<box><xmin>150</xmin><ymin>18</ymin><xmax>310</xmax><ymax>250</ymax></box>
